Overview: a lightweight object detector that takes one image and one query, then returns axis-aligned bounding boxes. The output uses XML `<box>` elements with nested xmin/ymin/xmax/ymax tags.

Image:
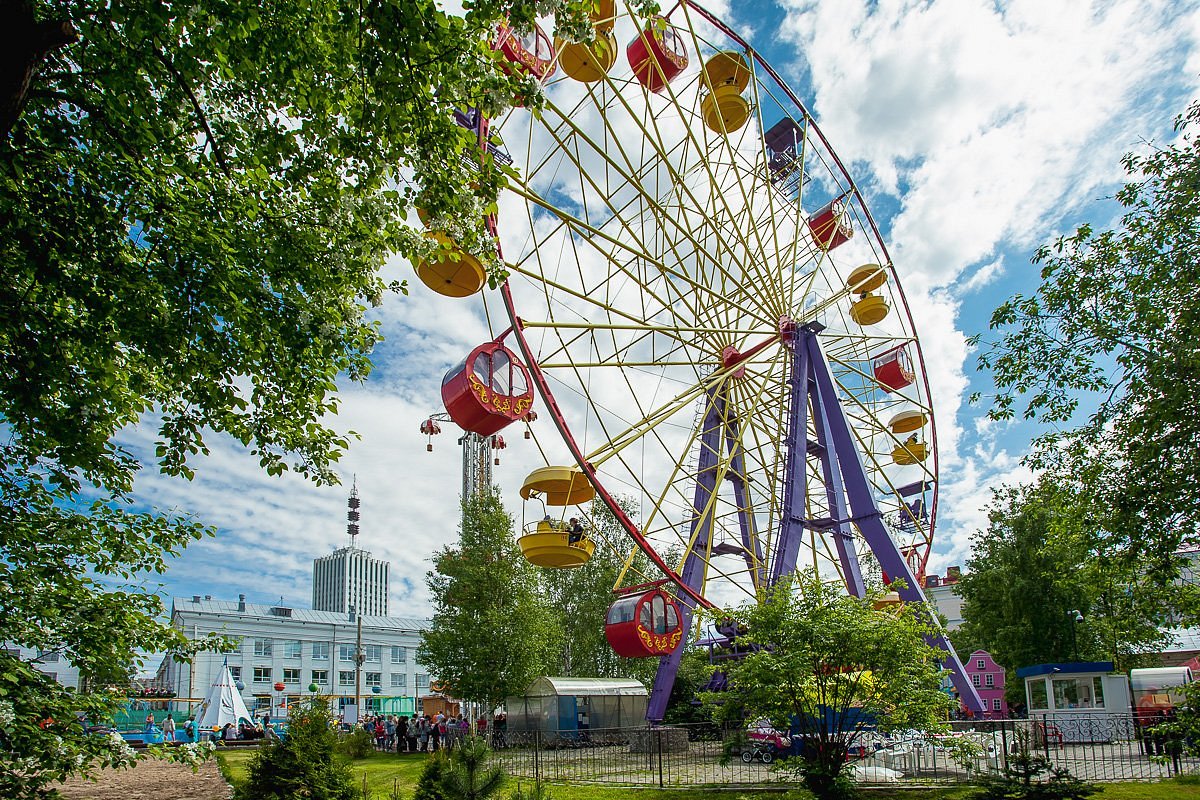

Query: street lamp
<box><xmin>1069</xmin><ymin>610</ymin><xmax>1084</xmax><ymax>661</ymax></box>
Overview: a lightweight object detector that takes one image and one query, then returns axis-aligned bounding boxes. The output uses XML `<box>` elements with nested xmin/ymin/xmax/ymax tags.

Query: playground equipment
<box><xmin>413</xmin><ymin>1</ymin><xmax>982</xmax><ymax>720</ymax></box>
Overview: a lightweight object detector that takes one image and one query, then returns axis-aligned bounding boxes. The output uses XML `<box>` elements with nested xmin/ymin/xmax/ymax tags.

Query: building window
<box><xmin>311</xmin><ymin>670</ymin><xmax>328</xmax><ymax>685</ymax></box>
<box><xmin>339</xmin><ymin>644</ymin><xmax>357</xmax><ymax>662</ymax></box>
<box><xmin>392</xmin><ymin>646</ymin><xmax>407</xmax><ymax>664</ymax></box>
<box><xmin>976</xmin><ymin>659</ymin><xmax>985</xmax><ymax>670</ymax></box>
<box><xmin>416</xmin><ymin>674</ymin><xmax>429</xmax><ymax>690</ymax></box>
<box><xmin>971</xmin><ymin>674</ymin><xmax>981</xmax><ymax>687</ymax></box>
<box><xmin>339</xmin><ymin>671</ymin><xmax>355</xmax><ymax>687</ymax></box>
<box><xmin>40</xmin><ymin>671</ymin><xmax>58</xmax><ymax>681</ymax></box>
<box><xmin>254</xmin><ymin>639</ymin><xmax>273</xmax><ymax>657</ymax></box>
<box><xmin>312</xmin><ymin>642</ymin><xmax>329</xmax><ymax>660</ymax></box>
<box><xmin>391</xmin><ymin>673</ymin><xmax>407</xmax><ymax>689</ymax></box>
<box><xmin>36</xmin><ymin>649</ymin><xmax>60</xmax><ymax>663</ymax></box>
<box><xmin>993</xmin><ymin>698</ymin><xmax>1002</xmax><ymax>711</ymax></box>
<box><xmin>364</xmin><ymin>645</ymin><xmax>382</xmax><ymax>663</ymax></box>
<box><xmin>985</xmin><ymin>674</ymin><xmax>994</xmax><ymax>687</ymax></box>
<box><xmin>283</xmin><ymin>640</ymin><xmax>303</xmax><ymax>659</ymax></box>
<box><xmin>365</xmin><ymin>672</ymin><xmax>382</xmax><ymax>688</ymax></box>
<box><xmin>229</xmin><ymin>666</ymin><xmax>242</xmax><ymax>681</ymax></box>
<box><xmin>253</xmin><ymin>696</ymin><xmax>271</xmax><ymax>711</ymax></box>
<box><xmin>282</xmin><ymin>668</ymin><xmax>301</xmax><ymax>684</ymax></box>
<box><xmin>253</xmin><ymin>667</ymin><xmax>272</xmax><ymax>683</ymax></box>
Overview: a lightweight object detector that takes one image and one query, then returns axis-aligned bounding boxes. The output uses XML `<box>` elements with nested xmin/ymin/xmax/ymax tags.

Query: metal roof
<box><xmin>524</xmin><ymin>676</ymin><xmax>647</xmax><ymax>697</ymax></box>
<box><xmin>171</xmin><ymin>597</ymin><xmax>430</xmax><ymax>631</ymax></box>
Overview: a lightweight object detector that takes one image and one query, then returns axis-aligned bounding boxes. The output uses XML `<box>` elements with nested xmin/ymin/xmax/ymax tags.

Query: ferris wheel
<box><xmin>415</xmin><ymin>0</ymin><xmax>983</xmax><ymax>718</ymax></box>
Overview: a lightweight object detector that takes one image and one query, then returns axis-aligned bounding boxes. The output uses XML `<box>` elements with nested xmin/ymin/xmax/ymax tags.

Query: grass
<box><xmin>216</xmin><ymin>750</ymin><xmax>1200</xmax><ymax>800</ymax></box>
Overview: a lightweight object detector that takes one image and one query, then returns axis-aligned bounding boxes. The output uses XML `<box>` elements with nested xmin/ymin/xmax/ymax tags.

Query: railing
<box><xmin>486</xmin><ymin>714</ymin><xmax>1199</xmax><ymax>786</ymax></box>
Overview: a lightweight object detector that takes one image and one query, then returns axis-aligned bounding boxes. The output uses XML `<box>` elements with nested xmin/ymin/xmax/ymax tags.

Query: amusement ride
<box><xmin>416</xmin><ymin>0</ymin><xmax>984</xmax><ymax>719</ymax></box>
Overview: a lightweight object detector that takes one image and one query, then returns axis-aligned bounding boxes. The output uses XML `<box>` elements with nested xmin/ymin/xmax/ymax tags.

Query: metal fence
<box><xmin>487</xmin><ymin>714</ymin><xmax>1199</xmax><ymax>787</ymax></box>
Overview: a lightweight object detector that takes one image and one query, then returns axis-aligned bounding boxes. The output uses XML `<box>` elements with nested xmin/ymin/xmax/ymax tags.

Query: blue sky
<box><xmin>117</xmin><ymin>0</ymin><xmax>1200</xmax><ymax>619</ymax></box>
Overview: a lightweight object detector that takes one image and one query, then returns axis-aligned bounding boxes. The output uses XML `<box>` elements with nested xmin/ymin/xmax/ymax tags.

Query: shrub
<box><xmin>414</xmin><ymin>751</ymin><xmax>451</xmax><ymax>800</ymax></box>
<box><xmin>238</xmin><ymin>698</ymin><xmax>357</xmax><ymax>800</ymax></box>
<box><xmin>336</xmin><ymin>727</ymin><xmax>376</xmax><ymax>760</ymax></box>
<box><xmin>971</xmin><ymin>736</ymin><xmax>1097</xmax><ymax>800</ymax></box>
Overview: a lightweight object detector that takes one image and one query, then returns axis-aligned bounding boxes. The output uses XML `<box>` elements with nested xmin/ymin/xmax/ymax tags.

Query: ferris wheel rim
<box><xmin>492</xmin><ymin>0</ymin><xmax>940</xmax><ymax>601</ymax></box>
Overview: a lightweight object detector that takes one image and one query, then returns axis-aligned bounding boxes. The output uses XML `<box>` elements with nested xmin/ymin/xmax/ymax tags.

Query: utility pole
<box><xmin>354</xmin><ymin>607</ymin><xmax>364</xmax><ymax>720</ymax></box>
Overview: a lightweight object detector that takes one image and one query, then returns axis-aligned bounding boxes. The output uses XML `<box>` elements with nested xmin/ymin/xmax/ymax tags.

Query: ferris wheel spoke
<box><xmin>543</xmin><ymin>82</ymin><xmax>788</xmax><ymax>327</ymax></box>
<box><xmin>506</xmin><ymin>177</ymin><xmax>777</xmax><ymax>334</ymax></box>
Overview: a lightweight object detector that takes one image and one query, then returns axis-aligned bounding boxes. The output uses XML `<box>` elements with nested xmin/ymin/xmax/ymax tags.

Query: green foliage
<box><xmin>971</xmin><ymin>733</ymin><xmax>1096</xmax><ymax>800</ymax></box>
<box><xmin>337</xmin><ymin>727</ymin><xmax>377</xmax><ymax>760</ymax></box>
<box><xmin>419</xmin><ymin>490</ymin><xmax>561</xmax><ymax>708</ymax></box>
<box><xmin>704</xmin><ymin>575</ymin><xmax>958</xmax><ymax>800</ymax></box>
<box><xmin>970</xmin><ymin>98</ymin><xmax>1200</xmax><ymax>580</ymax></box>
<box><xmin>953</xmin><ymin>477</ymin><xmax>1177</xmax><ymax>674</ymax></box>
<box><xmin>1</xmin><ymin>0</ymin><xmax>654</xmax><ymax>794</ymax></box>
<box><xmin>537</xmin><ymin>498</ymin><xmax>657</xmax><ymax>685</ymax></box>
<box><xmin>239</xmin><ymin>697</ymin><xmax>357</xmax><ymax>800</ymax></box>
<box><xmin>414</xmin><ymin>751</ymin><xmax>452</xmax><ymax>800</ymax></box>
<box><xmin>509</xmin><ymin>780</ymin><xmax>554</xmax><ymax>800</ymax></box>
<box><xmin>1145</xmin><ymin>681</ymin><xmax>1200</xmax><ymax>760</ymax></box>
<box><xmin>441</xmin><ymin>736</ymin><xmax>507</xmax><ymax>800</ymax></box>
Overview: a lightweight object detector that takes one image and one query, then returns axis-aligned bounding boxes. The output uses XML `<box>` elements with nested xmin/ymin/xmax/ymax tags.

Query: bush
<box><xmin>414</xmin><ymin>751</ymin><xmax>451</xmax><ymax>800</ymax></box>
<box><xmin>336</xmin><ymin>727</ymin><xmax>376</xmax><ymax>760</ymax></box>
<box><xmin>238</xmin><ymin>698</ymin><xmax>357</xmax><ymax>800</ymax></box>
<box><xmin>971</xmin><ymin>738</ymin><xmax>1097</xmax><ymax>800</ymax></box>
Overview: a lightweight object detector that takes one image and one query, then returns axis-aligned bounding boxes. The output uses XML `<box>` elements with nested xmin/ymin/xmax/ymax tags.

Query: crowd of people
<box><xmin>345</xmin><ymin>712</ymin><xmax>507</xmax><ymax>753</ymax></box>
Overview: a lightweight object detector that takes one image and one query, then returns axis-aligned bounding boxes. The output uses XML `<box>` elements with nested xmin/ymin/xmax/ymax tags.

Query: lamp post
<box><xmin>1070</xmin><ymin>609</ymin><xmax>1083</xmax><ymax>661</ymax></box>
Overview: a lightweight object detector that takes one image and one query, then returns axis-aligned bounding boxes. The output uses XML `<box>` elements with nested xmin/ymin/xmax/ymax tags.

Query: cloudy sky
<box><xmin>121</xmin><ymin>0</ymin><xmax>1200</xmax><ymax>618</ymax></box>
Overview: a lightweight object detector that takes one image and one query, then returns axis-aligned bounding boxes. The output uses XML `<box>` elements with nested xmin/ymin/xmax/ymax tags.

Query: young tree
<box><xmin>0</xmin><ymin>0</ymin><xmax>651</xmax><ymax>793</ymax></box>
<box><xmin>239</xmin><ymin>697</ymin><xmax>357</xmax><ymax>800</ymax></box>
<box><xmin>537</xmin><ymin>498</ymin><xmax>657</xmax><ymax>684</ymax></box>
<box><xmin>707</xmin><ymin>576</ymin><xmax>958</xmax><ymax>800</ymax></box>
<box><xmin>419</xmin><ymin>490</ymin><xmax>561</xmax><ymax>710</ymax></box>
<box><xmin>953</xmin><ymin>478</ymin><xmax>1176</xmax><ymax>674</ymax></box>
<box><xmin>970</xmin><ymin>98</ymin><xmax>1200</xmax><ymax>577</ymax></box>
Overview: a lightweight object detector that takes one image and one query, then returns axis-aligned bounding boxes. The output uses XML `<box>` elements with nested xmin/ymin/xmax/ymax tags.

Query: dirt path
<box><xmin>55</xmin><ymin>757</ymin><xmax>233</xmax><ymax>800</ymax></box>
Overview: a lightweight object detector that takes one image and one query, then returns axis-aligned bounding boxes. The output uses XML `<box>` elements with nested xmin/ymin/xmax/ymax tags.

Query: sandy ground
<box><xmin>54</xmin><ymin>757</ymin><xmax>233</xmax><ymax>800</ymax></box>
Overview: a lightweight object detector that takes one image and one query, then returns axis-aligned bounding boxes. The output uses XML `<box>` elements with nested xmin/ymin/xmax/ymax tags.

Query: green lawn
<box><xmin>216</xmin><ymin>750</ymin><xmax>1200</xmax><ymax>800</ymax></box>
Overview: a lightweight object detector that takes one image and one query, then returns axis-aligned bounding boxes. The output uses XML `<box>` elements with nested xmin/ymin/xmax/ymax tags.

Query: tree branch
<box><xmin>151</xmin><ymin>49</ymin><xmax>230</xmax><ymax>175</ymax></box>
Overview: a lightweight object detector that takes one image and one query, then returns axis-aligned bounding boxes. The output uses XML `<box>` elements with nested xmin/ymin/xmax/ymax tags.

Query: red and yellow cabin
<box><xmin>807</xmin><ymin>199</ymin><xmax>853</xmax><ymax>251</ymax></box>
<box><xmin>872</xmin><ymin>345</ymin><xmax>914</xmax><ymax>392</ymax></box>
<box><xmin>627</xmin><ymin>18</ymin><xmax>688</xmax><ymax>93</ymax></box>
<box><xmin>441</xmin><ymin>342</ymin><xmax>534</xmax><ymax>436</ymax></box>
<box><xmin>496</xmin><ymin>23</ymin><xmax>557</xmax><ymax>82</ymax></box>
<box><xmin>605</xmin><ymin>589</ymin><xmax>684</xmax><ymax>658</ymax></box>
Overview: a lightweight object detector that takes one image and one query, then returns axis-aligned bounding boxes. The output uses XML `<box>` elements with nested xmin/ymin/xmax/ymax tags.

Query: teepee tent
<box><xmin>196</xmin><ymin>660</ymin><xmax>253</xmax><ymax>730</ymax></box>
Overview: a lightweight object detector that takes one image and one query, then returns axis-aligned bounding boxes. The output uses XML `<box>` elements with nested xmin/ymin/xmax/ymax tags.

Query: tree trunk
<box><xmin>1</xmin><ymin>0</ymin><xmax>78</xmax><ymax>138</ymax></box>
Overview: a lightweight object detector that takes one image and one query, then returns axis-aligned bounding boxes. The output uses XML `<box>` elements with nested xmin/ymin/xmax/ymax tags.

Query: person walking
<box><xmin>407</xmin><ymin>716</ymin><xmax>419</xmax><ymax>753</ymax></box>
<box><xmin>417</xmin><ymin>716</ymin><xmax>430</xmax><ymax>753</ymax></box>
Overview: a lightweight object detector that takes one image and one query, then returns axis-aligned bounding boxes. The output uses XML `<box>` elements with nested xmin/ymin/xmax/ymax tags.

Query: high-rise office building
<box><xmin>312</xmin><ymin>483</ymin><xmax>390</xmax><ymax>616</ymax></box>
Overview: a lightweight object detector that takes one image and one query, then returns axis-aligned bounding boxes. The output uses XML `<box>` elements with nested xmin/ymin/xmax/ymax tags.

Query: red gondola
<box><xmin>605</xmin><ymin>589</ymin><xmax>684</xmax><ymax>657</ymax></box>
<box><xmin>807</xmin><ymin>199</ymin><xmax>853</xmax><ymax>251</ymax></box>
<box><xmin>627</xmin><ymin>18</ymin><xmax>688</xmax><ymax>93</ymax></box>
<box><xmin>496</xmin><ymin>23</ymin><xmax>557</xmax><ymax>83</ymax></box>
<box><xmin>872</xmin><ymin>345</ymin><xmax>914</xmax><ymax>392</ymax></box>
<box><xmin>442</xmin><ymin>342</ymin><xmax>535</xmax><ymax>436</ymax></box>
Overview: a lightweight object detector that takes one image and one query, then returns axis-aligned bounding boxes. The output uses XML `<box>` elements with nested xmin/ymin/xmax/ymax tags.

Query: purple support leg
<box><xmin>770</xmin><ymin>329</ymin><xmax>811</xmax><ymax>585</ymax></box>
<box><xmin>648</xmin><ymin>390</ymin><xmax>724</xmax><ymax>721</ymax></box>
<box><xmin>801</xmin><ymin>329</ymin><xmax>984</xmax><ymax>714</ymax></box>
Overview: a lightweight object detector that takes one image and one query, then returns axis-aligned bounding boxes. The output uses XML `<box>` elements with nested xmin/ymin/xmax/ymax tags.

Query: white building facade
<box><xmin>163</xmin><ymin>597</ymin><xmax>430</xmax><ymax>717</ymax></box>
<box><xmin>312</xmin><ymin>547</ymin><xmax>390</xmax><ymax>616</ymax></box>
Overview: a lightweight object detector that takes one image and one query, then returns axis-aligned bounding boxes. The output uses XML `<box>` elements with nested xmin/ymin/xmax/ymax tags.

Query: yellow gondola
<box><xmin>700</xmin><ymin>51</ymin><xmax>752</xmax><ymax>134</ymax></box>
<box><xmin>518</xmin><ymin>520</ymin><xmax>596</xmax><ymax>568</ymax></box>
<box><xmin>557</xmin><ymin>30</ymin><xmax>618</xmax><ymax>83</ymax></box>
<box><xmin>847</xmin><ymin>263</ymin><xmax>889</xmax><ymax>325</ymax></box>
<box><xmin>888</xmin><ymin>409</ymin><xmax>928</xmax><ymax>434</ymax></box>
<box><xmin>891</xmin><ymin>437</ymin><xmax>928</xmax><ymax>465</ymax></box>
<box><xmin>520</xmin><ymin>465</ymin><xmax>595</xmax><ymax>506</ymax></box>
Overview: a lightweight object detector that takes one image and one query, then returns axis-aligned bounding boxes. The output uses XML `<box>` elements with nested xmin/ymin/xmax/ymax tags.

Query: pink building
<box><xmin>964</xmin><ymin>650</ymin><xmax>1009</xmax><ymax>718</ymax></box>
